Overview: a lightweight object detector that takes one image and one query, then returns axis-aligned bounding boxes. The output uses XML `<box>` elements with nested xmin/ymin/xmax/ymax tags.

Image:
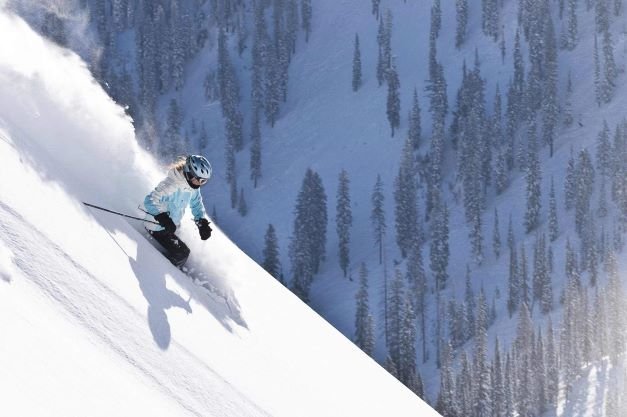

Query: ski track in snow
<box><xmin>0</xmin><ymin>200</ymin><xmax>270</xmax><ymax>417</ymax></box>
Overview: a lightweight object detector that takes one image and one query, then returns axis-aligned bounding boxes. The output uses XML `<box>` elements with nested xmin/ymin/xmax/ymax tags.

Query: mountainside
<box><xmin>9</xmin><ymin>0</ymin><xmax>627</xmax><ymax>415</ymax></box>
<box><xmin>0</xmin><ymin>10</ymin><xmax>439</xmax><ymax>416</ymax></box>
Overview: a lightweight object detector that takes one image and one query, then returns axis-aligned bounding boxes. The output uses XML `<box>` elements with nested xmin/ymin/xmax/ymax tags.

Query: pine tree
<box><xmin>408</xmin><ymin>88</ymin><xmax>422</xmax><ymax>149</ymax></box>
<box><xmin>508</xmin><ymin>245</ymin><xmax>520</xmax><ymax>317</ymax></box>
<box><xmin>575</xmin><ymin>149</ymin><xmax>595</xmax><ymax>237</ymax></box>
<box><xmin>336</xmin><ymin>169</ymin><xmax>352</xmax><ymax>277</ymax></box>
<box><xmin>386</xmin><ymin>58</ymin><xmax>401</xmax><ymax>137</ymax></box>
<box><xmin>563</xmin><ymin>71</ymin><xmax>574</xmax><ymax>126</ymax></box>
<box><xmin>371</xmin><ymin>174</ymin><xmax>386</xmax><ymax>264</ymax></box>
<box><xmin>354</xmin><ymin>263</ymin><xmax>375</xmax><ymax>356</ymax></box>
<box><xmin>289</xmin><ymin>169</ymin><xmax>327</xmax><ymax>301</ymax></box>
<box><xmin>250</xmin><ymin>110</ymin><xmax>262</xmax><ymax>188</ymax></box>
<box><xmin>566</xmin><ymin>0</ymin><xmax>578</xmax><ymax>50</ymax></box>
<box><xmin>549</xmin><ymin>176</ymin><xmax>559</xmax><ymax>241</ymax></box>
<box><xmin>594</xmin><ymin>34</ymin><xmax>602</xmax><ymax>106</ymax></box>
<box><xmin>301</xmin><ymin>0</ymin><xmax>312</xmax><ymax>42</ymax></box>
<box><xmin>492</xmin><ymin>337</ymin><xmax>505</xmax><ymax>417</ymax></box>
<box><xmin>395</xmin><ymin>137</ymin><xmax>419</xmax><ymax>258</ymax></box>
<box><xmin>431</xmin><ymin>0</ymin><xmax>442</xmax><ymax>39</ymax></box>
<box><xmin>230</xmin><ymin>174</ymin><xmax>238</xmax><ymax>209</ymax></box>
<box><xmin>371</xmin><ymin>0</ymin><xmax>381</xmax><ymax>19</ymax></box>
<box><xmin>601</xmin><ymin>28</ymin><xmax>617</xmax><ymax>103</ymax></box>
<box><xmin>524</xmin><ymin>121</ymin><xmax>541</xmax><ymax>233</ymax></box>
<box><xmin>262</xmin><ymin>224</ymin><xmax>282</xmax><ymax>282</ymax></box>
<box><xmin>430</xmin><ymin>200</ymin><xmax>450</xmax><ymax>291</ymax></box>
<box><xmin>473</xmin><ymin>289</ymin><xmax>492</xmax><ymax>417</ymax></box>
<box><xmin>542</xmin><ymin>15</ymin><xmax>559</xmax><ymax>157</ymax></box>
<box><xmin>520</xmin><ymin>245</ymin><xmax>530</xmax><ymax>307</ymax></box>
<box><xmin>493</xmin><ymin>208</ymin><xmax>502</xmax><ymax>259</ymax></box>
<box><xmin>456</xmin><ymin>0</ymin><xmax>469</xmax><ymax>48</ymax></box>
<box><xmin>251</xmin><ymin>1</ymin><xmax>269</xmax><ymax>114</ymax></box>
<box><xmin>238</xmin><ymin>188</ymin><xmax>248</xmax><ymax>216</ymax></box>
<box><xmin>218</xmin><ymin>28</ymin><xmax>244</xmax><ymax>150</ymax></box>
<box><xmin>596</xmin><ymin>0</ymin><xmax>610</xmax><ymax>33</ymax></box>
<box><xmin>352</xmin><ymin>33</ymin><xmax>362</xmax><ymax>92</ymax></box>
<box><xmin>565</xmin><ymin>147</ymin><xmax>577</xmax><ymax>210</ymax></box>
<box><xmin>406</xmin><ymin>244</ymin><xmax>427</xmax><ymax>362</ymax></box>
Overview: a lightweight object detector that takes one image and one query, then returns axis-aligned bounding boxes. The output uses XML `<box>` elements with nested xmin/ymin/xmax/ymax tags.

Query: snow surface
<box><xmin>0</xmin><ymin>10</ymin><xmax>440</xmax><ymax>417</ymax></box>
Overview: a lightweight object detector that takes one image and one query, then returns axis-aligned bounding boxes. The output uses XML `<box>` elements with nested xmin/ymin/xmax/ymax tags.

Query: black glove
<box><xmin>154</xmin><ymin>212</ymin><xmax>176</xmax><ymax>233</ymax></box>
<box><xmin>196</xmin><ymin>218</ymin><xmax>212</xmax><ymax>240</ymax></box>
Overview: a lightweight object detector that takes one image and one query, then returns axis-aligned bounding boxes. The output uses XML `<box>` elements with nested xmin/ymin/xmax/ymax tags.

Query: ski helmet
<box><xmin>184</xmin><ymin>155</ymin><xmax>212</xmax><ymax>181</ymax></box>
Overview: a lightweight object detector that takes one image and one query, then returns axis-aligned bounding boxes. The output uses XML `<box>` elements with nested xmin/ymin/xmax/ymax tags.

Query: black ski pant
<box><xmin>149</xmin><ymin>229</ymin><xmax>190</xmax><ymax>268</ymax></box>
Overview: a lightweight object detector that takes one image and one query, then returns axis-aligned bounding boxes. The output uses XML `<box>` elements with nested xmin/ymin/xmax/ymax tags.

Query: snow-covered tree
<box><xmin>336</xmin><ymin>169</ymin><xmax>352</xmax><ymax>277</ymax></box>
<box><xmin>352</xmin><ymin>33</ymin><xmax>362</xmax><ymax>92</ymax></box>
<box><xmin>290</xmin><ymin>169</ymin><xmax>328</xmax><ymax>301</ymax></box>
<box><xmin>354</xmin><ymin>263</ymin><xmax>375</xmax><ymax>356</ymax></box>
<box><xmin>371</xmin><ymin>174</ymin><xmax>386</xmax><ymax>264</ymax></box>
<box><xmin>262</xmin><ymin>224</ymin><xmax>282</xmax><ymax>282</ymax></box>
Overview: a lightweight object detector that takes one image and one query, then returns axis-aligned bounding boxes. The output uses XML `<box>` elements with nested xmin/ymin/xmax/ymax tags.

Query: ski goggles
<box><xmin>192</xmin><ymin>176</ymin><xmax>208</xmax><ymax>185</ymax></box>
<box><xmin>185</xmin><ymin>171</ymin><xmax>208</xmax><ymax>185</ymax></box>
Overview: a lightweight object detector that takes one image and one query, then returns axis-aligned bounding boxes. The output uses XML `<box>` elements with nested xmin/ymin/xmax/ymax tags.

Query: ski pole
<box><xmin>83</xmin><ymin>202</ymin><xmax>160</xmax><ymax>225</ymax></box>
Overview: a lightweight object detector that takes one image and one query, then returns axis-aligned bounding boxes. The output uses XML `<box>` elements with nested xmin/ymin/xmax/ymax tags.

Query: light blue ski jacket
<box><xmin>143</xmin><ymin>168</ymin><xmax>207</xmax><ymax>232</ymax></box>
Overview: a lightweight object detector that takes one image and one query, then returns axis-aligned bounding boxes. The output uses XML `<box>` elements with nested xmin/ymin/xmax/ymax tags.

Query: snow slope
<box><xmin>0</xmin><ymin>10</ymin><xmax>440</xmax><ymax>417</ymax></box>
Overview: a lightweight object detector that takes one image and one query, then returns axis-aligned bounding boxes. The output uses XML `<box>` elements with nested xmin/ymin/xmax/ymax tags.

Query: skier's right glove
<box><xmin>196</xmin><ymin>218</ymin><xmax>212</xmax><ymax>240</ymax></box>
<box><xmin>154</xmin><ymin>212</ymin><xmax>176</xmax><ymax>233</ymax></box>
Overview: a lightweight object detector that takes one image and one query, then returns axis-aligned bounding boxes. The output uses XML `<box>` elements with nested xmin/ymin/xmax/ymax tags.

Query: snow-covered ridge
<box><xmin>0</xmin><ymin>10</ymin><xmax>439</xmax><ymax>417</ymax></box>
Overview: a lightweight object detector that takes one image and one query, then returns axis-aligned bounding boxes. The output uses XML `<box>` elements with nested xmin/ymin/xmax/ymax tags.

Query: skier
<box><xmin>143</xmin><ymin>154</ymin><xmax>213</xmax><ymax>268</ymax></box>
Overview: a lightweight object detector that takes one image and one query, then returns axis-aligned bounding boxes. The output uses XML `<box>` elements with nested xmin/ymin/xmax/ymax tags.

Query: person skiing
<box><xmin>142</xmin><ymin>154</ymin><xmax>213</xmax><ymax>268</ymax></box>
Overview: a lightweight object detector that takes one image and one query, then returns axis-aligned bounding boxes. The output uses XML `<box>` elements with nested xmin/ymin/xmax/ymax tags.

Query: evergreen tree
<box><xmin>371</xmin><ymin>174</ymin><xmax>386</xmax><ymax>264</ymax></box>
<box><xmin>238</xmin><ymin>188</ymin><xmax>248</xmax><ymax>216</ymax></box>
<box><xmin>473</xmin><ymin>289</ymin><xmax>492</xmax><ymax>417</ymax></box>
<box><xmin>230</xmin><ymin>173</ymin><xmax>238</xmax><ymax>209</ymax></box>
<box><xmin>493</xmin><ymin>208</ymin><xmax>502</xmax><ymax>259</ymax></box>
<box><xmin>596</xmin><ymin>0</ymin><xmax>610</xmax><ymax>33</ymax></box>
<box><xmin>542</xmin><ymin>15</ymin><xmax>559</xmax><ymax>157</ymax></box>
<box><xmin>289</xmin><ymin>169</ymin><xmax>327</xmax><ymax>301</ymax></box>
<box><xmin>251</xmin><ymin>1</ymin><xmax>269</xmax><ymax>114</ymax></box>
<box><xmin>492</xmin><ymin>338</ymin><xmax>505</xmax><ymax>417</ymax></box>
<box><xmin>408</xmin><ymin>88</ymin><xmax>422</xmax><ymax>149</ymax></box>
<box><xmin>436</xmin><ymin>341</ymin><xmax>458</xmax><ymax>416</ymax></box>
<box><xmin>594</xmin><ymin>34</ymin><xmax>602</xmax><ymax>106</ymax></box>
<box><xmin>431</xmin><ymin>0</ymin><xmax>442</xmax><ymax>40</ymax></box>
<box><xmin>336</xmin><ymin>169</ymin><xmax>353</xmax><ymax>277</ymax></box>
<box><xmin>565</xmin><ymin>0</ymin><xmax>578</xmax><ymax>50</ymax></box>
<box><xmin>372</xmin><ymin>0</ymin><xmax>381</xmax><ymax>19</ymax></box>
<box><xmin>524</xmin><ymin>121</ymin><xmax>541</xmax><ymax>233</ymax></box>
<box><xmin>352</xmin><ymin>33</ymin><xmax>362</xmax><ymax>92</ymax></box>
<box><xmin>386</xmin><ymin>58</ymin><xmax>401</xmax><ymax>137</ymax></box>
<box><xmin>430</xmin><ymin>200</ymin><xmax>450</xmax><ymax>290</ymax></box>
<box><xmin>508</xmin><ymin>245</ymin><xmax>520</xmax><ymax>317</ymax></box>
<box><xmin>395</xmin><ymin>137</ymin><xmax>419</xmax><ymax>258</ymax></box>
<box><xmin>563</xmin><ymin>71</ymin><xmax>574</xmax><ymax>126</ymax></box>
<box><xmin>218</xmin><ymin>28</ymin><xmax>244</xmax><ymax>151</ymax></box>
<box><xmin>250</xmin><ymin>110</ymin><xmax>262</xmax><ymax>187</ymax></box>
<box><xmin>456</xmin><ymin>0</ymin><xmax>469</xmax><ymax>48</ymax></box>
<box><xmin>301</xmin><ymin>0</ymin><xmax>312</xmax><ymax>42</ymax></box>
<box><xmin>565</xmin><ymin>147</ymin><xmax>577</xmax><ymax>210</ymax></box>
<box><xmin>406</xmin><ymin>244</ymin><xmax>427</xmax><ymax>362</ymax></box>
<box><xmin>262</xmin><ymin>224</ymin><xmax>282</xmax><ymax>282</ymax></box>
<box><xmin>601</xmin><ymin>28</ymin><xmax>617</xmax><ymax>103</ymax></box>
<box><xmin>482</xmin><ymin>0</ymin><xmax>499</xmax><ymax>40</ymax></box>
<box><xmin>162</xmin><ymin>98</ymin><xmax>184</xmax><ymax>159</ymax></box>
<box><xmin>575</xmin><ymin>149</ymin><xmax>595</xmax><ymax>237</ymax></box>
<box><xmin>355</xmin><ymin>263</ymin><xmax>375</xmax><ymax>356</ymax></box>
<box><xmin>520</xmin><ymin>245</ymin><xmax>530</xmax><ymax>307</ymax></box>
<box><xmin>549</xmin><ymin>176</ymin><xmax>559</xmax><ymax>241</ymax></box>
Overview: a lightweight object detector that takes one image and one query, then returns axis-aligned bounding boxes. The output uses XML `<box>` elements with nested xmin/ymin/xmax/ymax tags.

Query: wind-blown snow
<box><xmin>0</xmin><ymin>10</ymin><xmax>439</xmax><ymax>417</ymax></box>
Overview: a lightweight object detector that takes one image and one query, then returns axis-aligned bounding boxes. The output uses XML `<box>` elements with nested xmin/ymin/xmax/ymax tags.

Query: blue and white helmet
<box><xmin>184</xmin><ymin>155</ymin><xmax>212</xmax><ymax>180</ymax></box>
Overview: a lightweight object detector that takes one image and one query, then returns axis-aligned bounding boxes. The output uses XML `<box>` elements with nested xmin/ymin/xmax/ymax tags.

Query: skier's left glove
<box><xmin>196</xmin><ymin>218</ymin><xmax>212</xmax><ymax>240</ymax></box>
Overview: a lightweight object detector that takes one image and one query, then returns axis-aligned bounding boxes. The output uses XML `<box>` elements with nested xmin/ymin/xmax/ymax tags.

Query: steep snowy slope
<box><xmin>0</xmin><ymin>10</ymin><xmax>440</xmax><ymax>417</ymax></box>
